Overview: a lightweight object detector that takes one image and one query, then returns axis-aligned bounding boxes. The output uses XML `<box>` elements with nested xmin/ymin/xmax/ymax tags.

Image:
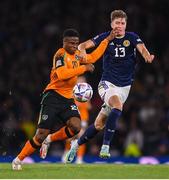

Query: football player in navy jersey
<box><xmin>65</xmin><ymin>10</ymin><xmax>154</xmax><ymax>162</ymax></box>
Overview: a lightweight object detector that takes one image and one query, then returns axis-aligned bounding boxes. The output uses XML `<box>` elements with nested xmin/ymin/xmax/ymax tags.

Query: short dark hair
<box><xmin>63</xmin><ymin>28</ymin><xmax>79</xmax><ymax>38</ymax></box>
<box><xmin>110</xmin><ymin>10</ymin><xmax>127</xmax><ymax>22</ymax></box>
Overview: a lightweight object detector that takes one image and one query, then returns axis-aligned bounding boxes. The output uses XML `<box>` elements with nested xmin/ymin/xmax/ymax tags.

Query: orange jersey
<box><xmin>44</xmin><ymin>39</ymin><xmax>109</xmax><ymax>99</ymax></box>
<box><xmin>45</xmin><ymin>48</ymin><xmax>86</xmax><ymax>99</ymax></box>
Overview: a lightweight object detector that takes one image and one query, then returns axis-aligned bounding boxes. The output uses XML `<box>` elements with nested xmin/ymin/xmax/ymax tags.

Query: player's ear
<box><xmin>110</xmin><ymin>22</ymin><xmax>113</xmax><ymax>29</ymax></box>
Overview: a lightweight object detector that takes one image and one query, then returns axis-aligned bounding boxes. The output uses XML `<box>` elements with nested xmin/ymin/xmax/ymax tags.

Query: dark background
<box><xmin>0</xmin><ymin>0</ymin><xmax>169</xmax><ymax>157</ymax></box>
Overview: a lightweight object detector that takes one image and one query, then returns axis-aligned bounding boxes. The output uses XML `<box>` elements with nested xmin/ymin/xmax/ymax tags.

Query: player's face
<box><xmin>111</xmin><ymin>18</ymin><xmax>126</xmax><ymax>37</ymax></box>
<box><xmin>63</xmin><ymin>37</ymin><xmax>79</xmax><ymax>54</ymax></box>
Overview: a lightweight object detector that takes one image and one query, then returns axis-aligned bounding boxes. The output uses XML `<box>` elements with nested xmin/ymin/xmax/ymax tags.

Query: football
<box><xmin>73</xmin><ymin>83</ymin><xmax>93</xmax><ymax>102</ymax></box>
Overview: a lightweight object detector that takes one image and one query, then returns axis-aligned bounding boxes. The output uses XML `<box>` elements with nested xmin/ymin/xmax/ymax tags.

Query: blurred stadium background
<box><xmin>0</xmin><ymin>0</ymin><xmax>169</xmax><ymax>164</ymax></box>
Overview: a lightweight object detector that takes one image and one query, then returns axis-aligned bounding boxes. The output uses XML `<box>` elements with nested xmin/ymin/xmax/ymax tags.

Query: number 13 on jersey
<box><xmin>115</xmin><ymin>47</ymin><xmax>125</xmax><ymax>57</ymax></box>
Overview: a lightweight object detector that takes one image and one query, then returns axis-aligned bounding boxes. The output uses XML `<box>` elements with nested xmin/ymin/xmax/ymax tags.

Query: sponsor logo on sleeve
<box><xmin>56</xmin><ymin>59</ymin><xmax>62</xmax><ymax>67</ymax></box>
<box><xmin>93</xmin><ymin>35</ymin><xmax>99</xmax><ymax>40</ymax></box>
<box><xmin>137</xmin><ymin>38</ymin><xmax>142</xmax><ymax>42</ymax></box>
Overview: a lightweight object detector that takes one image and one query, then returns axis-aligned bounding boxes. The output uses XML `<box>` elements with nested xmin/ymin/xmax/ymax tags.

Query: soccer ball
<box><xmin>73</xmin><ymin>83</ymin><xmax>93</xmax><ymax>102</ymax></box>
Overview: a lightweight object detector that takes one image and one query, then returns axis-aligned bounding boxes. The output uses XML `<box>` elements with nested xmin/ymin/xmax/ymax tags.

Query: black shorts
<box><xmin>37</xmin><ymin>90</ymin><xmax>80</xmax><ymax>130</ymax></box>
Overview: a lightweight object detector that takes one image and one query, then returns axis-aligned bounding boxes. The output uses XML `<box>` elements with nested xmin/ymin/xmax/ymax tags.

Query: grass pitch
<box><xmin>0</xmin><ymin>163</ymin><xmax>169</xmax><ymax>179</ymax></box>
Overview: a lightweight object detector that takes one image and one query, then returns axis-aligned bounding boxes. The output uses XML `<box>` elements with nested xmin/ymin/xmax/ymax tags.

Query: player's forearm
<box><xmin>56</xmin><ymin>66</ymin><xmax>86</xmax><ymax>80</ymax></box>
<box><xmin>141</xmin><ymin>47</ymin><xmax>151</xmax><ymax>62</ymax></box>
<box><xmin>137</xmin><ymin>44</ymin><xmax>151</xmax><ymax>62</ymax></box>
<box><xmin>86</xmin><ymin>39</ymin><xmax>109</xmax><ymax>63</ymax></box>
<box><xmin>78</xmin><ymin>43</ymin><xmax>87</xmax><ymax>51</ymax></box>
<box><xmin>78</xmin><ymin>39</ymin><xmax>95</xmax><ymax>51</ymax></box>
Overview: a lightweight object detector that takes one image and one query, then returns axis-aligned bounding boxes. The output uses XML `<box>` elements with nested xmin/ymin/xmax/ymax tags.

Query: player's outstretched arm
<box><xmin>78</xmin><ymin>39</ymin><xmax>95</xmax><ymax>51</ymax></box>
<box><xmin>78</xmin><ymin>28</ymin><xmax>118</xmax><ymax>52</ymax></box>
<box><xmin>136</xmin><ymin>43</ymin><xmax>155</xmax><ymax>63</ymax></box>
<box><xmin>81</xmin><ymin>29</ymin><xmax>118</xmax><ymax>64</ymax></box>
<box><xmin>78</xmin><ymin>40</ymin><xmax>95</xmax><ymax>63</ymax></box>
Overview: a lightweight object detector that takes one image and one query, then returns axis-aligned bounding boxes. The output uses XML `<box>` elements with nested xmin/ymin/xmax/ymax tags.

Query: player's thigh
<box><xmin>59</xmin><ymin>99</ymin><xmax>80</xmax><ymax>124</ymax></box>
<box><xmin>98</xmin><ymin>81</ymin><xmax>130</xmax><ymax>108</ymax></box>
<box><xmin>37</xmin><ymin>104</ymin><xmax>59</xmax><ymax>130</ymax></box>
<box><xmin>98</xmin><ymin>81</ymin><xmax>121</xmax><ymax>106</ymax></box>
<box><xmin>108</xmin><ymin>95</ymin><xmax>122</xmax><ymax>110</ymax></box>
<box><xmin>38</xmin><ymin>91</ymin><xmax>63</xmax><ymax>130</ymax></box>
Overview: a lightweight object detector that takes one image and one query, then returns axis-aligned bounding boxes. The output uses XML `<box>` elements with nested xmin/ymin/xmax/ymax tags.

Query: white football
<box><xmin>73</xmin><ymin>83</ymin><xmax>93</xmax><ymax>102</ymax></box>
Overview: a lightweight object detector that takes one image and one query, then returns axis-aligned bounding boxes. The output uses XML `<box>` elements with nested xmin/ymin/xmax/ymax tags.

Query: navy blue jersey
<box><xmin>92</xmin><ymin>31</ymin><xmax>143</xmax><ymax>87</ymax></box>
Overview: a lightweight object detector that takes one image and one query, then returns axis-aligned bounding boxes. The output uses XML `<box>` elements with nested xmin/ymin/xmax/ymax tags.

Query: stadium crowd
<box><xmin>0</xmin><ymin>0</ymin><xmax>169</xmax><ymax>158</ymax></box>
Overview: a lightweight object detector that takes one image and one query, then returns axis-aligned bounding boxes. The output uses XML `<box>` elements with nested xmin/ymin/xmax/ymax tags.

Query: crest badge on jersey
<box><xmin>123</xmin><ymin>40</ymin><xmax>130</xmax><ymax>47</ymax></box>
<box><xmin>75</xmin><ymin>55</ymin><xmax>81</xmax><ymax>61</ymax></box>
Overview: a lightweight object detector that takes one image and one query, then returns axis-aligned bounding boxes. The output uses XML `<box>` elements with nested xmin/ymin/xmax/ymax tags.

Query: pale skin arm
<box><xmin>78</xmin><ymin>29</ymin><xmax>118</xmax><ymax>62</ymax></box>
<box><xmin>78</xmin><ymin>39</ymin><xmax>95</xmax><ymax>51</ymax></box>
<box><xmin>136</xmin><ymin>43</ymin><xmax>155</xmax><ymax>63</ymax></box>
<box><xmin>78</xmin><ymin>39</ymin><xmax>95</xmax><ymax>60</ymax></box>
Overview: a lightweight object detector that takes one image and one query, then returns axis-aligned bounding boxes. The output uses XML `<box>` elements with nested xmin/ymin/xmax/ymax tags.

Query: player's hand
<box><xmin>85</xmin><ymin>64</ymin><xmax>95</xmax><ymax>72</ymax></box>
<box><xmin>106</xmin><ymin>28</ymin><xmax>119</xmax><ymax>41</ymax></box>
<box><xmin>145</xmin><ymin>54</ymin><xmax>155</xmax><ymax>63</ymax></box>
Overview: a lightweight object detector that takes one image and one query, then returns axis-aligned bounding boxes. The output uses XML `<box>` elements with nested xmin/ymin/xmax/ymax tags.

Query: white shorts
<box><xmin>98</xmin><ymin>81</ymin><xmax>131</xmax><ymax>116</ymax></box>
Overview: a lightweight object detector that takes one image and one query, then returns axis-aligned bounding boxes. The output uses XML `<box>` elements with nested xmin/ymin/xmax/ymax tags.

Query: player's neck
<box><xmin>116</xmin><ymin>33</ymin><xmax>125</xmax><ymax>39</ymax></box>
<box><xmin>116</xmin><ymin>35</ymin><xmax>125</xmax><ymax>39</ymax></box>
<box><xmin>65</xmin><ymin>49</ymin><xmax>75</xmax><ymax>55</ymax></box>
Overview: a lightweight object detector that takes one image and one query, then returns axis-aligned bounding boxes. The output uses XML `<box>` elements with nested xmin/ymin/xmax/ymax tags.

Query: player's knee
<box><xmin>94</xmin><ymin>122</ymin><xmax>104</xmax><ymax>131</ymax></box>
<box><xmin>34</xmin><ymin>129</ymin><xmax>50</xmax><ymax>144</ymax></box>
<box><xmin>69</xmin><ymin>124</ymin><xmax>81</xmax><ymax>135</ymax></box>
<box><xmin>67</xmin><ymin>117</ymin><xmax>81</xmax><ymax>135</ymax></box>
<box><xmin>113</xmin><ymin>104</ymin><xmax>122</xmax><ymax>111</ymax></box>
<box><xmin>108</xmin><ymin>96</ymin><xmax>123</xmax><ymax>111</ymax></box>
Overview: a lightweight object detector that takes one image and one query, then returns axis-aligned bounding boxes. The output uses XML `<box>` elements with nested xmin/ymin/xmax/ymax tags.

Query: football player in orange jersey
<box><xmin>12</xmin><ymin>28</ymin><xmax>116</xmax><ymax>170</ymax></box>
<box><xmin>40</xmin><ymin>75</ymin><xmax>91</xmax><ymax>162</ymax></box>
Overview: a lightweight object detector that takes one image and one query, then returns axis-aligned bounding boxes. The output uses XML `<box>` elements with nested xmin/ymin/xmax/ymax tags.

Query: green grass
<box><xmin>0</xmin><ymin>163</ymin><xmax>169</xmax><ymax>179</ymax></box>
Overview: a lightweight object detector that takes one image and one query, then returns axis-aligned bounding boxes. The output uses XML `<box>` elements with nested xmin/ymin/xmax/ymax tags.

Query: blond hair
<box><xmin>110</xmin><ymin>10</ymin><xmax>127</xmax><ymax>22</ymax></box>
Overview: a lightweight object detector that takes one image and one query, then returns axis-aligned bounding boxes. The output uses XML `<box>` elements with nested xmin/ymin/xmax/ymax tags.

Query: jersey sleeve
<box><xmin>53</xmin><ymin>49</ymin><xmax>65</xmax><ymax>69</ymax></box>
<box><xmin>56</xmin><ymin>65</ymin><xmax>86</xmax><ymax>80</ymax></box>
<box><xmin>85</xmin><ymin>39</ymin><xmax>109</xmax><ymax>63</ymax></box>
<box><xmin>130</xmin><ymin>32</ymin><xmax>143</xmax><ymax>47</ymax></box>
<box><xmin>91</xmin><ymin>31</ymin><xmax>110</xmax><ymax>46</ymax></box>
<box><xmin>55</xmin><ymin>56</ymin><xmax>65</xmax><ymax>69</ymax></box>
